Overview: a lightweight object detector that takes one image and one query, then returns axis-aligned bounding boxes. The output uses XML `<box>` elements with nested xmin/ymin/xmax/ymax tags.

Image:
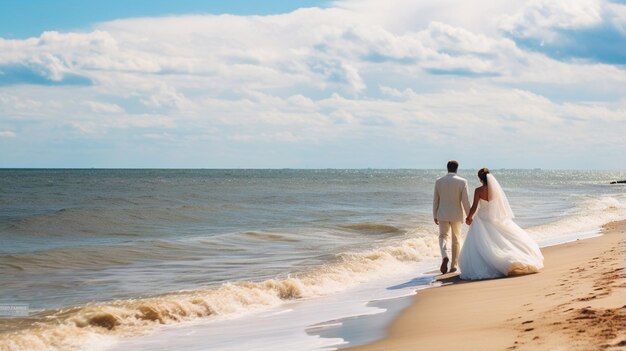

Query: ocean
<box><xmin>1</xmin><ymin>169</ymin><xmax>625</xmax><ymax>350</ymax></box>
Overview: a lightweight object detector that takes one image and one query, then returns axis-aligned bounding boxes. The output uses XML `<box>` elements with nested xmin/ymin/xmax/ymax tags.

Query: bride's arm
<box><xmin>466</xmin><ymin>188</ymin><xmax>480</xmax><ymax>224</ymax></box>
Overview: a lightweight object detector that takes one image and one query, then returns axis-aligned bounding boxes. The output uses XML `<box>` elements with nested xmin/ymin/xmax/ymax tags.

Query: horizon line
<box><xmin>1</xmin><ymin>167</ymin><xmax>625</xmax><ymax>171</ymax></box>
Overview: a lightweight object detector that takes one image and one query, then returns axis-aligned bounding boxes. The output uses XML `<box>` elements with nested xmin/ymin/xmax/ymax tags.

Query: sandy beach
<box><xmin>349</xmin><ymin>220</ymin><xmax>626</xmax><ymax>351</ymax></box>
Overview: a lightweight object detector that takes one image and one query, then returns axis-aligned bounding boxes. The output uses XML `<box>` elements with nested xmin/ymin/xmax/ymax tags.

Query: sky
<box><xmin>0</xmin><ymin>0</ymin><xmax>625</xmax><ymax>169</ymax></box>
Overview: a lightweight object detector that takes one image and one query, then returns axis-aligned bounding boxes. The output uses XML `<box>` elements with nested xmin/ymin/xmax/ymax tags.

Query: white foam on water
<box><xmin>3</xmin><ymin>194</ymin><xmax>624</xmax><ymax>351</ymax></box>
<box><xmin>107</xmin><ymin>194</ymin><xmax>624</xmax><ymax>351</ymax></box>
<box><xmin>527</xmin><ymin>195</ymin><xmax>625</xmax><ymax>241</ymax></box>
<box><xmin>0</xmin><ymin>232</ymin><xmax>441</xmax><ymax>351</ymax></box>
<box><xmin>110</xmin><ymin>261</ymin><xmax>438</xmax><ymax>351</ymax></box>
<box><xmin>109</xmin><ymin>225</ymin><xmax>609</xmax><ymax>351</ymax></box>
<box><xmin>536</xmin><ymin>229</ymin><xmax>602</xmax><ymax>247</ymax></box>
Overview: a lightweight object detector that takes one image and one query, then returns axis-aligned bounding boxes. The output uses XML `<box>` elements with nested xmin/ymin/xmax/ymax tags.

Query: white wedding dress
<box><xmin>459</xmin><ymin>174</ymin><xmax>544</xmax><ymax>280</ymax></box>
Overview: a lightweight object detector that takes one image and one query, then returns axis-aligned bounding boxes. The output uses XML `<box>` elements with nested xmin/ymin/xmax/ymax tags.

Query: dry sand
<box><xmin>349</xmin><ymin>221</ymin><xmax>626</xmax><ymax>351</ymax></box>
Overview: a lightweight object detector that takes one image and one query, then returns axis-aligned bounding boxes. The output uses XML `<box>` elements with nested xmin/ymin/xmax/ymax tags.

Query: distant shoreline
<box><xmin>1</xmin><ymin>168</ymin><xmax>625</xmax><ymax>171</ymax></box>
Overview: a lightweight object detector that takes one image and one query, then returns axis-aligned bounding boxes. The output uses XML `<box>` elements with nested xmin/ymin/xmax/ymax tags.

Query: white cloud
<box><xmin>498</xmin><ymin>0</ymin><xmax>604</xmax><ymax>42</ymax></box>
<box><xmin>139</xmin><ymin>84</ymin><xmax>193</xmax><ymax>110</ymax></box>
<box><xmin>84</xmin><ymin>101</ymin><xmax>123</xmax><ymax>113</ymax></box>
<box><xmin>0</xmin><ymin>130</ymin><xmax>16</xmax><ymax>138</ymax></box>
<box><xmin>0</xmin><ymin>0</ymin><xmax>625</xmax><ymax>167</ymax></box>
<box><xmin>332</xmin><ymin>0</ymin><xmax>526</xmax><ymax>34</ymax></box>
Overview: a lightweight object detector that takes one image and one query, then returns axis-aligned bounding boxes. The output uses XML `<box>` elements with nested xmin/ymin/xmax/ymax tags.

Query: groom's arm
<box><xmin>461</xmin><ymin>181</ymin><xmax>471</xmax><ymax>216</ymax></box>
<box><xmin>433</xmin><ymin>183</ymin><xmax>440</xmax><ymax>225</ymax></box>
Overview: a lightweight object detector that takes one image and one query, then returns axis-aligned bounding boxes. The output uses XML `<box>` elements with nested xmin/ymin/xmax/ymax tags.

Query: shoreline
<box><xmin>347</xmin><ymin>220</ymin><xmax>626</xmax><ymax>351</ymax></box>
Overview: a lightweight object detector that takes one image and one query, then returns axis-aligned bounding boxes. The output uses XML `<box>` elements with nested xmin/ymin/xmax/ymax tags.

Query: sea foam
<box><xmin>2</xmin><ymin>186</ymin><xmax>624</xmax><ymax>351</ymax></box>
<box><xmin>3</xmin><ymin>195</ymin><xmax>625</xmax><ymax>351</ymax></box>
<box><xmin>0</xmin><ymin>229</ymin><xmax>440</xmax><ymax>351</ymax></box>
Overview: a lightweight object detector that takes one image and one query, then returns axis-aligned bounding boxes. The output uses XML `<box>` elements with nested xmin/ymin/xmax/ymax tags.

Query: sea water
<box><xmin>1</xmin><ymin>169</ymin><xmax>624</xmax><ymax>350</ymax></box>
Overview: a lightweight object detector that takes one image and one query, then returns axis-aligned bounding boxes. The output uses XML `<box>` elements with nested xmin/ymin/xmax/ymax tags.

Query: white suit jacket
<box><xmin>433</xmin><ymin>173</ymin><xmax>471</xmax><ymax>222</ymax></box>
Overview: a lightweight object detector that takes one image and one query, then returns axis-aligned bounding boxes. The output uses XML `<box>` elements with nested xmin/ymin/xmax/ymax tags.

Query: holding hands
<box><xmin>465</xmin><ymin>216</ymin><xmax>473</xmax><ymax>225</ymax></box>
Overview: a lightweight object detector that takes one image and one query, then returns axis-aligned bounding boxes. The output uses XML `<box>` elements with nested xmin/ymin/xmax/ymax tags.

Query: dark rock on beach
<box><xmin>610</xmin><ymin>180</ymin><xmax>626</xmax><ymax>184</ymax></box>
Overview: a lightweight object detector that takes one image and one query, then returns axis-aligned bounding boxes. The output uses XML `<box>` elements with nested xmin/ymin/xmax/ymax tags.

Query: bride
<box><xmin>459</xmin><ymin>168</ymin><xmax>544</xmax><ymax>280</ymax></box>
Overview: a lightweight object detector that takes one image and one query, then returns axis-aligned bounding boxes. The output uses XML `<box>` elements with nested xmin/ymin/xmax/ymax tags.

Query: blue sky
<box><xmin>0</xmin><ymin>0</ymin><xmax>625</xmax><ymax>169</ymax></box>
<box><xmin>0</xmin><ymin>0</ymin><xmax>329</xmax><ymax>38</ymax></box>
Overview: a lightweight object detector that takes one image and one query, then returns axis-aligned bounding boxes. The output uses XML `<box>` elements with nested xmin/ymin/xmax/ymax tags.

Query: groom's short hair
<box><xmin>447</xmin><ymin>160</ymin><xmax>459</xmax><ymax>173</ymax></box>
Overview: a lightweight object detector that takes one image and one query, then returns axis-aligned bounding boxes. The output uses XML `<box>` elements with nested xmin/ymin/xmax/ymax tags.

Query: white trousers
<box><xmin>439</xmin><ymin>220</ymin><xmax>462</xmax><ymax>269</ymax></box>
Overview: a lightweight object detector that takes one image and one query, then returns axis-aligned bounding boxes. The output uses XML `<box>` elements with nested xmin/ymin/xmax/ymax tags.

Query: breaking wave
<box><xmin>0</xmin><ymin>230</ymin><xmax>439</xmax><ymax>351</ymax></box>
<box><xmin>2</xmin><ymin>195</ymin><xmax>624</xmax><ymax>351</ymax></box>
<box><xmin>527</xmin><ymin>196</ymin><xmax>626</xmax><ymax>240</ymax></box>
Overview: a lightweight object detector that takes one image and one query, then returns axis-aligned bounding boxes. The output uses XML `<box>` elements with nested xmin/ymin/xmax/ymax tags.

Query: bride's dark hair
<box><xmin>478</xmin><ymin>168</ymin><xmax>490</xmax><ymax>184</ymax></box>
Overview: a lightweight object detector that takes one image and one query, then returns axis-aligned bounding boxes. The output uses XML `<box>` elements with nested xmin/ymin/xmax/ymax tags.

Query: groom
<box><xmin>433</xmin><ymin>160</ymin><xmax>471</xmax><ymax>274</ymax></box>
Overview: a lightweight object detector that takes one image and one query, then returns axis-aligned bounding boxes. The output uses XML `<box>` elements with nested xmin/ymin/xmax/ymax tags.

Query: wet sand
<box><xmin>348</xmin><ymin>220</ymin><xmax>626</xmax><ymax>351</ymax></box>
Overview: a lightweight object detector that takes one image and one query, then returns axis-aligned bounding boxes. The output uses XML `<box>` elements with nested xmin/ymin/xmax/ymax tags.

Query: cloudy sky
<box><xmin>1</xmin><ymin>0</ymin><xmax>625</xmax><ymax>169</ymax></box>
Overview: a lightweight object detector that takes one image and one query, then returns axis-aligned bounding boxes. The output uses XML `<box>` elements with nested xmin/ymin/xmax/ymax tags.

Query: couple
<box><xmin>433</xmin><ymin>160</ymin><xmax>544</xmax><ymax>280</ymax></box>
